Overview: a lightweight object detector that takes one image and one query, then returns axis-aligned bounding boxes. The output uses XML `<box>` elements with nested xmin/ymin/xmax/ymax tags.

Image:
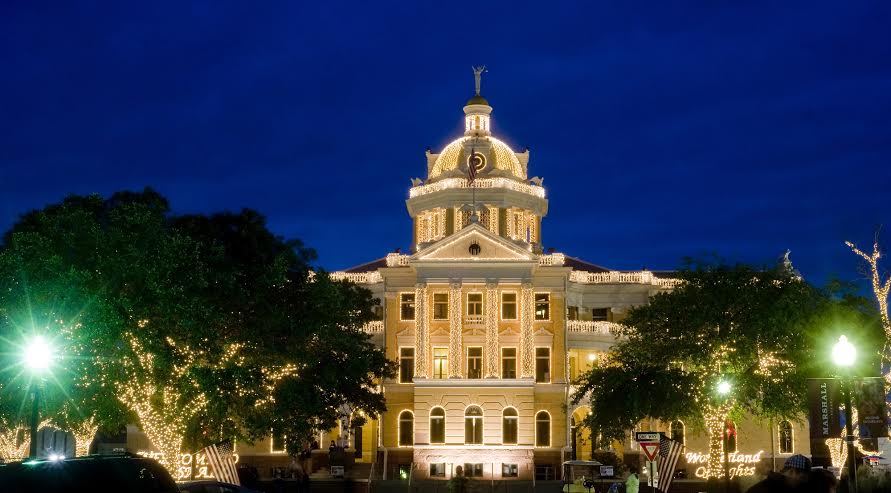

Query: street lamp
<box><xmin>716</xmin><ymin>379</ymin><xmax>732</xmax><ymax>493</ymax></box>
<box><xmin>833</xmin><ymin>335</ymin><xmax>857</xmax><ymax>493</ymax></box>
<box><xmin>23</xmin><ymin>336</ymin><xmax>54</xmax><ymax>459</ymax></box>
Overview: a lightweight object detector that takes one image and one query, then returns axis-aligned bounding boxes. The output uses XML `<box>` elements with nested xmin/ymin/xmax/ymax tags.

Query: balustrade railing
<box><xmin>566</xmin><ymin>320</ymin><xmax>623</xmax><ymax>335</ymax></box>
<box><xmin>329</xmin><ymin>271</ymin><xmax>383</xmax><ymax>284</ymax></box>
<box><xmin>409</xmin><ymin>177</ymin><xmax>546</xmax><ymax>199</ymax></box>
<box><xmin>362</xmin><ymin>320</ymin><xmax>384</xmax><ymax>334</ymax></box>
<box><xmin>386</xmin><ymin>253</ymin><xmax>411</xmax><ymax>267</ymax></box>
<box><xmin>538</xmin><ymin>253</ymin><xmax>565</xmax><ymax>266</ymax></box>
<box><xmin>569</xmin><ymin>270</ymin><xmax>680</xmax><ymax>288</ymax></box>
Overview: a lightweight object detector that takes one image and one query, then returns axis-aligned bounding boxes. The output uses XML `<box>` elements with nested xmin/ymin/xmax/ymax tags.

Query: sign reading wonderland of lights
<box><xmin>137</xmin><ymin>450</ymin><xmax>240</xmax><ymax>481</ymax></box>
<box><xmin>685</xmin><ymin>450</ymin><xmax>763</xmax><ymax>479</ymax></box>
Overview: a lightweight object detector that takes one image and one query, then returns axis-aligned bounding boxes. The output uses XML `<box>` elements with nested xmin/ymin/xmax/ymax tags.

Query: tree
<box><xmin>846</xmin><ymin>236</ymin><xmax>890</xmax><ymax>375</ymax></box>
<box><xmin>0</xmin><ymin>188</ymin><xmax>393</xmax><ymax>472</ymax></box>
<box><xmin>571</xmin><ymin>259</ymin><xmax>882</xmax><ymax>479</ymax></box>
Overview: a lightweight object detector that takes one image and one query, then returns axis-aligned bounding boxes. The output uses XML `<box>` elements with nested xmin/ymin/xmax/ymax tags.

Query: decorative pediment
<box><xmin>413</xmin><ymin>223</ymin><xmax>535</xmax><ymax>263</ymax></box>
<box><xmin>499</xmin><ymin>326</ymin><xmax>520</xmax><ymax>336</ymax></box>
<box><xmin>396</xmin><ymin>327</ymin><xmax>415</xmax><ymax>338</ymax></box>
<box><xmin>430</xmin><ymin>327</ymin><xmax>450</xmax><ymax>337</ymax></box>
<box><xmin>533</xmin><ymin>327</ymin><xmax>554</xmax><ymax>337</ymax></box>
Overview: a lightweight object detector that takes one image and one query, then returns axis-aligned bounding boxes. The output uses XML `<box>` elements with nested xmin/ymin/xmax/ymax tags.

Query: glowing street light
<box><xmin>832</xmin><ymin>335</ymin><xmax>858</xmax><ymax>493</ymax></box>
<box><xmin>716</xmin><ymin>380</ymin><xmax>731</xmax><ymax>395</ymax></box>
<box><xmin>24</xmin><ymin>336</ymin><xmax>53</xmax><ymax>372</ymax></box>
<box><xmin>832</xmin><ymin>335</ymin><xmax>856</xmax><ymax>367</ymax></box>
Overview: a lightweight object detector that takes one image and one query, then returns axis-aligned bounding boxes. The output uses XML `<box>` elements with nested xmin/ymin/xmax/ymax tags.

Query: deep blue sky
<box><xmin>1</xmin><ymin>2</ymin><xmax>889</xmax><ymax>286</ymax></box>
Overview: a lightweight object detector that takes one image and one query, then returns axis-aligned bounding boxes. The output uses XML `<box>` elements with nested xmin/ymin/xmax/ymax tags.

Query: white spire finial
<box><xmin>472</xmin><ymin>66</ymin><xmax>487</xmax><ymax>96</ymax></box>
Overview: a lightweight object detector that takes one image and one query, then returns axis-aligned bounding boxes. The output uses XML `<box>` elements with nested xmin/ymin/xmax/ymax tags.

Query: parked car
<box><xmin>0</xmin><ymin>454</ymin><xmax>179</xmax><ymax>493</ymax></box>
<box><xmin>178</xmin><ymin>480</ymin><xmax>261</xmax><ymax>493</ymax></box>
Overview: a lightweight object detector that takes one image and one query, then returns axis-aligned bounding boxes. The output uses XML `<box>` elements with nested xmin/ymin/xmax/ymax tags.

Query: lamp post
<box><xmin>832</xmin><ymin>335</ymin><xmax>857</xmax><ymax>493</ymax></box>
<box><xmin>717</xmin><ymin>380</ymin><xmax>732</xmax><ymax>493</ymax></box>
<box><xmin>23</xmin><ymin>336</ymin><xmax>53</xmax><ymax>459</ymax></box>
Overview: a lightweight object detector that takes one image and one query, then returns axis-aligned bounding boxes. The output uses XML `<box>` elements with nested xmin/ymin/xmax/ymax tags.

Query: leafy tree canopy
<box><xmin>572</xmin><ymin>259</ymin><xmax>883</xmax><ymax>445</ymax></box>
<box><xmin>0</xmin><ymin>188</ymin><xmax>394</xmax><ymax>464</ymax></box>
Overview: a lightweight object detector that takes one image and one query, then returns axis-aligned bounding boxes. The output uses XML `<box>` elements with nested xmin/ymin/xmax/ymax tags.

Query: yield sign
<box><xmin>640</xmin><ymin>442</ymin><xmax>660</xmax><ymax>461</ymax></box>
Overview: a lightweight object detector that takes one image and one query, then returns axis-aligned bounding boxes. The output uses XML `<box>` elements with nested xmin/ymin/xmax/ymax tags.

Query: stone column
<box><xmin>520</xmin><ymin>283</ymin><xmax>535</xmax><ymax>378</ymax></box>
<box><xmin>448</xmin><ymin>282</ymin><xmax>463</xmax><ymax>378</ymax></box>
<box><xmin>414</xmin><ymin>283</ymin><xmax>429</xmax><ymax>378</ymax></box>
<box><xmin>484</xmin><ymin>282</ymin><xmax>500</xmax><ymax>378</ymax></box>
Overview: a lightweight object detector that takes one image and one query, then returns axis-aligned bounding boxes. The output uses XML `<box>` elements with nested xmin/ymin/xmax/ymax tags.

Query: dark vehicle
<box><xmin>178</xmin><ymin>480</ymin><xmax>262</xmax><ymax>493</ymax></box>
<box><xmin>0</xmin><ymin>455</ymin><xmax>179</xmax><ymax>493</ymax></box>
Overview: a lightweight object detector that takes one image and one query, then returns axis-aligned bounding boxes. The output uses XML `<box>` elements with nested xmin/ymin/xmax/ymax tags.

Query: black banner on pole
<box><xmin>855</xmin><ymin>377</ymin><xmax>888</xmax><ymax>439</ymax></box>
<box><xmin>808</xmin><ymin>378</ymin><xmax>841</xmax><ymax>439</ymax></box>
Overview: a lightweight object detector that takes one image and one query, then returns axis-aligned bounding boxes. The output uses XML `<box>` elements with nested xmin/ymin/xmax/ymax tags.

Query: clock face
<box><xmin>468</xmin><ymin>152</ymin><xmax>486</xmax><ymax>172</ymax></box>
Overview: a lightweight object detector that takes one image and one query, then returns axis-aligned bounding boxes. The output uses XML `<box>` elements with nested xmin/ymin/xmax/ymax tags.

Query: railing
<box><xmin>463</xmin><ymin>316</ymin><xmax>484</xmax><ymax>325</ymax></box>
<box><xmin>566</xmin><ymin>320</ymin><xmax>623</xmax><ymax>335</ymax></box>
<box><xmin>569</xmin><ymin>270</ymin><xmax>680</xmax><ymax>288</ymax></box>
<box><xmin>408</xmin><ymin>177</ymin><xmax>546</xmax><ymax>199</ymax></box>
<box><xmin>538</xmin><ymin>253</ymin><xmax>565</xmax><ymax>266</ymax></box>
<box><xmin>385</xmin><ymin>253</ymin><xmax>411</xmax><ymax>267</ymax></box>
<box><xmin>329</xmin><ymin>271</ymin><xmax>383</xmax><ymax>284</ymax></box>
<box><xmin>362</xmin><ymin>321</ymin><xmax>384</xmax><ymax>334</ymax></box>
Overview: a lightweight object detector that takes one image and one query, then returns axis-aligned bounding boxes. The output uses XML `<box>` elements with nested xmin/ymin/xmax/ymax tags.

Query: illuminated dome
<box><xmin>429</xmin><ymin>136</ymin><xmax>525</xmax><ymax>180</ymax></box>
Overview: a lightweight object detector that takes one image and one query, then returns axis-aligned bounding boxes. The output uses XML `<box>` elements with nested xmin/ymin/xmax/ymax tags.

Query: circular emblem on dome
<box><xmin>467</xmin><ymin>151</ymin><xmax>486</xmax><ymax>174</ymax></box>
<box><xmin>468</xmin><ymin>242</ymin><xmax>481</xmax><ymax>256</ymax></box>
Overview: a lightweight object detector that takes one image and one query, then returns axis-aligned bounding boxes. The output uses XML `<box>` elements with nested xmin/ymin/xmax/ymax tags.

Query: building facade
<box><xmin>237</xmin><ymin>75</ymin><xmax>811</xmax><ymax>482</ymax></box>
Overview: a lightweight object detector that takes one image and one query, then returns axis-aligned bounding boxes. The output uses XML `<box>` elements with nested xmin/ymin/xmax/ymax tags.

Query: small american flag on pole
<box><xmin>657</xmin><ymin>434</ymin><xmax>683</xmax><ymax>493</ymax></box>
<box><xmin>467</xmin><ymin>147</ymin><xmax>479</xmax><ymax>184</ymax></box>
<box><xmin>202</xmin><ymin>439</ymin><xmax>240</xmax><ymax>485</ymax></box>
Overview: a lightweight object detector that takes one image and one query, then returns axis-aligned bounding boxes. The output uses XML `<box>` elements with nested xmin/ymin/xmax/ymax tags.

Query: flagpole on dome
<box><xmin>469</xmin><ymin>146</ymin><xmax>479</xmax><ymax>223</ymax></box>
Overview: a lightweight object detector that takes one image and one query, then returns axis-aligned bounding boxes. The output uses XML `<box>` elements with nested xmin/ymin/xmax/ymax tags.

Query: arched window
<box><xmin>778</xmin><ymin>420</ymin><xmax>793</xmax><ymax>454</ymax></box>
<box><xmin>398</xmin><ymin>411</ymin><xmax>413</xmax><ymax>446</ymax></box>
<box><xmin>670</xmin><ymin>421</ymin><xmax>685</xmax><ymax>445</ymax></box>
<box><xmin>502</xmin><ymin>408</ymin><xmax>518</xmax><ymax>445</ymax></box>
<box><xmin>465</xmin><ymin>406</ymin><xmax>483</xmax><ymax>444</ymax></box>
<box><xmin>430</xmin><ymin>407</ymin><xmax>445</xmax><ymax>444</ymax></box>
<box><xmin>725</xmin><ymin>421</ymin><xmax>737</xmax><ymax>453</ymax></box>
<box><xmin>536</xmin><ymin>411</ymin><xmax>551</xmax><ymax>447</ymax></box>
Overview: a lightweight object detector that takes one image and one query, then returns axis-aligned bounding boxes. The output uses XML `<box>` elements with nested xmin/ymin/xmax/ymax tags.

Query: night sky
<box><xmin>2</xmin><ymin>2</ymin><xmax>889</xmax><ymax>286</ymax></box>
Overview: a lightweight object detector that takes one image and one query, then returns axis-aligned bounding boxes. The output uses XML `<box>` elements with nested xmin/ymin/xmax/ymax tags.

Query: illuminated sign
<box><xmin>685</xmin><ymin>450</ymin><xmax>763</xmax><ymax>479</ymax></box>
<box><xmin>136</xmin><ymin>451</ymin><xmax>240</xmax><ymax>481</ymax></box>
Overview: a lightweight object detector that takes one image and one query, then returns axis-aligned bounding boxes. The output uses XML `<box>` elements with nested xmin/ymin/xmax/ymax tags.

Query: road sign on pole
<box><xmin>635</xmin><ymin>432</ymin><xmax>661</xmax><ymax>461</ymax></box>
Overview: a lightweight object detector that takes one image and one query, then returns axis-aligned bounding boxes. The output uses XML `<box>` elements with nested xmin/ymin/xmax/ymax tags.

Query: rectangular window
<box><xmin>430</xmin><ymin>463</ymin><xmax>446</xmax><ymax>478</ymax></box>
<box><xmin>271</xmin><ymin>431</ymin><xmax>286</xmax><ymax>453</ymax></box>
<box><xmin>502</xmin><ymin>464</ymin><xmax>518</xmax><ymax>478</ymax></box>
<box><xmin>535</xmin><ymin>347</ymin><xmax>550</xmax><ymax>383</ymax></box>
<box><xmin>501</xmin><ymin>347</ymin><xmax>517</xmax><ymax>378</ymax></box>
<box><xmin>432</xmin><ymin>347</ymin><xmax>448</xmax><ymax>379</ymax></box>
<box><xmin>567</xmin><ymin>306</ymin><xmax>579</xmax><ymax>321</ymax></box>
<box><xmin>501</xmin><ymin>292</ymin><xmax>517</xmax><ymax>320</ymax></box>
<box><xmin>373</xmin><ymin>304</ymin><xmax>384</xmax><ymax>320</ymax></box>
<box><xmin>433</xmin><ymin>293</ymin><xmax>449</xmax><ymax>320</ymax></box>
<box><xmin>591</xmin><ymin>307</ymin><xmax>609</xmax><ymax>321</ymax></box>
<box><xmin>464</xmin><ymin>464</ymin><xmax>484</xmax><ymax>478</ymax></box>
<box><xmin>535</xmin><ymin>465</ymin><xmax>555</xmax><ymax>481</ymax></box>
<box><xmin>400</xmin><ymin>293</ymin><xmax>416</xmax><ymax>321</ymax></box>
<box><xmin>467</xmin><ymin>347</ymin><xmax>483</xmax><ymax>379</ymax></box>
<box><xmin>399</xmin><ymin>347</ymin><xmax>414</xmax><ymax>383</ymax></box>
<box><xmin>467</xmin><ymin>293</ymin><xmax>483</xmax><ymax>317</ymax></box>
<box><xmin>534</xmin><ymin>293</ymin><xmax>550</xmax><ymax>320</ymax></box>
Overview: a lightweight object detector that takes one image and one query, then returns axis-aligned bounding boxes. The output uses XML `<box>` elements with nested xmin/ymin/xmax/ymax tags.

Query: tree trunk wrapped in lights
<box><xmin>703</xmin><ymin>402</ymin><xmax>734</xmax><ymax>479</ymax></box>
<box><xmin>71</xmin><ymin>417</ymin><xmax>99</xmax><ymax>457</ymax></box>
<box><xmin>0</xmin><ymin>423</ymin><xmax>30</xmax><ymax>461</ymax></box>
<box><xmin>846</xmin><ymin>239</ymin><xmax>890</xmax><ymax>378</ymax></box>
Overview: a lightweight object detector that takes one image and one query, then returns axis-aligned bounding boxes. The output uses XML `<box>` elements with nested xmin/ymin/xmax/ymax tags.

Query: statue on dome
<box><xmin>472</xmin><ymin>65</ymin><xmax>487</xmax><ymax>96</ymax></box>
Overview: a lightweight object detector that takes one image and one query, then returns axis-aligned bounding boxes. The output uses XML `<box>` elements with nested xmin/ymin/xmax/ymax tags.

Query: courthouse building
<box><xmin>237</xmin><ymin>74</ymin><xmax>811</xmax><ymax>481</ymax></box>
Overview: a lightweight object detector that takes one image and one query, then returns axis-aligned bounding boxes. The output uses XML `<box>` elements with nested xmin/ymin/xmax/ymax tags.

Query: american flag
<box><xmin>657</xmin><ymin>434</ymin><xmax>683</xmax><ymax>493</ymax></box>
<box><xmin>468</xmin><ymin>147</ymin><xmax>478</xmax><ymax>183</ymax></box>
<box><xmin>202</xmin><ymin>439</ymin><xmax>240</xmax><ymax>485</ymax></box>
